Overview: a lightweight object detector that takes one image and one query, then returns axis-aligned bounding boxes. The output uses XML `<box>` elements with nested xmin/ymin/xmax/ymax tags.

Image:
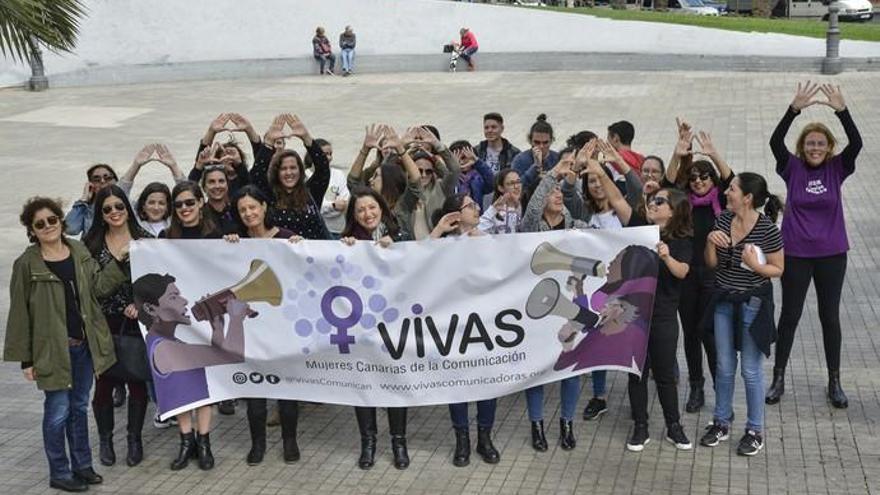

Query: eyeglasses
<box><xmin>90</xmin><ymin>174</ymin><xmax>114</xmax><ymax>184</ymax></box>
<box><xmin>459</xmin><ymin>201</ymin><xmax>478</xmax><ymax>212</ymax></box>
<box><xmin>173</xmin><ymin>198</ymin><xmax>198</xmax><ymax>209</ymax></box>
<box><xmin>689</xmin><ymin>173</ymin><xmax>711</xmax><ymax>183</ymax></box>
<box><xmin>505</xmin><ymin>179</ymin><xmax>522</xmax><ymax>187</ymax></box>
<box><xmin>33</xmin><ymin>215</ymin><xmax>60</xmax><ymax>231</ymax></box>
<box><xmin>649</xmin><ymin>196</ymin><xmax>669</xmax><ymax>207</ymax></box>
<box><xmin>419</xmin><ymin>168</ymin><xmax>435</xmax><ymax>176</ymax></box>
<box><xmin>102</xmin><ymin>203</ymin><xmax>126</xmax><ymax>215</ymax></box>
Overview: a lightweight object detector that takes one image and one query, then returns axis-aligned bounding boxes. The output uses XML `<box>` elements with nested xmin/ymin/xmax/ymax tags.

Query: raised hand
<box><xmin>379</xmin><ymin>125</ymin><xmax>405</xmax><ymax>153</ymax></box>
<box><xmin>228</xmin><ymin>113</ymin><xmax>253</xmax><ymax>131</ymax></box>
<box><xmin>791</xmin><ymin>81</ymin><xmax>822</xmax><ymax>111</ymax></box>
<box><xmin>155</xmin><ymin>144</ymin><xmax>178</xmax><ymax>168</ymax></box>
<box><xmin>264</xmin><ymin>115</ymin><xmax>290</xmax><ymax>143</ymax></box>
<box><xmin>402</xmin><ymin>126</ymin><xmax>421</xmax><ymax>147</ymax></box>
<box><xmin>597</xmin><ymin>139</ymin><xmax>624</xmax><ymax>166</ymax></box>
<box><xmin>132</xmin><ymin>144</ymin><xmax>155</xmax><ymax>167</ymax></box>
<box><xmin>363</xmin><ymin>123</ymin><xmax>382</xmax><ymax>149</ymax></box>
<box><xmin>196</xmin><ymin>143</ymin><xmax>221</xmax><ymax>170</ymax></box>
<box><xmin>209</xmin><ymin>113</ymin><xmax>230</xmax><ymax>133</ymax></box>
<box><xmin>818</xmin><ymin>84</ymin><xmax>846</xmax><ymax>112</ymax></box>
<box><xmin>693</xmin><ymin>131</ymin><xmax>718</xmax><ymax>158</ymax></box>
<box><xmin>673</xmin><ymin>128</ymin><xmax>694</xmax><ymax>158</ymax></box>
<box><xmin>81</xmin><ymin>181</ymin><xmax>94</xmax><ymax>202</ymax></box>
<box><xmin>285</xmin><ymin>114</ymin><xmax>311</xmax><ymax>143</ymax></box>
<box><xmin>675</xmin><ymin>117</ymin><xmax>692</xmax><ymax>139</ymax></box>
<box><xmin>419</xmin><ymin>126</ymin><xmax>442</xmax><ymax>151</ymax></box>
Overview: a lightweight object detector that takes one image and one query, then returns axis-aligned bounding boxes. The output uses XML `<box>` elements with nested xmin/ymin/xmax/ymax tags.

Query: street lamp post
<box><xmin>822</xmin><ymin>1</ymin><xmax>843</xmax><ymax>75</ymax></box>
<box><xmin>27</xmin><ymin>35</ymin><xmax>50</xmax><ymax>91</ymax></box>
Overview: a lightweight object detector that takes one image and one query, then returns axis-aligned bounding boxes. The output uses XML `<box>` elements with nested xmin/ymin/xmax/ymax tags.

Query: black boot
<box><xmin>685</xmin><ymin>381</ymin><xmax>705</xmax><ymax>413</ymax></box>
<box><xmin>126</xmin><ymin>400</ymin><xmax>147</xmax><ymax>466</ymax></box>
<box><xmin>170</xmin><ymin>432</ymin><xmax>195</xmax><ymax>470</ymax></box>
<box><xmin>531</xmin><ymin>420</ymin><xmax>548</xmax><ymax>452</ymax></box>
<box><xmin>197</xmin><ymin>432</ymin><xmax>214</xmax><ymax>470</ymax></box>
<box><xmin>559</xmin><ymin>419</ymin><xmax>576</xmax><ymax>450</ymax></box>
<box><xmin>391</xmin><ymin>435</ymin><xmax>410</xmax><ymax>469</ymax></box>
<box><xmin>355</xmin><ymin>407</ymin><xmax>377</xmax><ymax>470</ymax></box>
<box><xmin>280</xmin><ymin>400</ymin><xmax>300</xmax><ymax>463</ymax></box>
<box><xmin>452</xmin><ymin>428</ymin><xmax>470</xmax><ymax>467</ymax></box>
<box><xmin>476</xmin><ymin>427</ymin><xmax>500</xmax><ymax>464</ymax></box>
<box><xmin>93</xmin><ymin>404</ymin><xmax>116</xmax><ymax>466</ymax></box>
<box><xmin>828</xmin><ymin>370</ymin><xmax>849</xmax><ymax>409</ymax></box>
<box><xmin>246</xmin><ymin>400</ymin><xmax>267</xmax><ymax>465</ymax></box>
<box><xmin>765</xmin><ymin>367</ymin><xmax>785</xmax><ymax>405</ymax></box>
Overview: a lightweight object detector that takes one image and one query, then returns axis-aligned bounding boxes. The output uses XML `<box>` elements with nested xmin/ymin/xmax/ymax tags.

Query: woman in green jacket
<box><xmin>4</xmin><ymin>197</ymin><xmax>127</xmax><ymax>493</ymax></box>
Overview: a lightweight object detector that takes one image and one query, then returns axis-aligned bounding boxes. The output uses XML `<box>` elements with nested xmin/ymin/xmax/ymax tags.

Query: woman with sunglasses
<box><xmin>222</xmin><ymin>185</ymin><xmax>302</xmax><ymax>465</ymax></box>
<box><xmin>338</xmin><ymin>188</ymin><xmax>412</xmax><ymax>470</ymax></box>
<box><xmin>478</xmin><ymin>169</ymin><xmax>524</xmax><ymax>234</ymax></box>
<box><xmin>618</xmin><ymin>183</ymin><xmax>694</xmax><ymax>452</ymax></box>
<box><xmin>83</xmin><ymin>186</ymin><xmax>152</xmax><ymax>468</ymax></box>
<box><xmin>249</xmin><ymin>114</ymin><xmax>332</xmax><ymax>240</ymax></box>
<box><xmin>766</xmin><ymin>83</ymin><xmax>861</xmax><ymax>408</ymax></box>
<box><xmin>348</xmin><ymin>124</ymin><xmax>424</xmax><ymax>240</ymax></box>
<box><xmin>157</xmin><ymin>181</ymin><xmax>221</xmax><ymax>470</ymax></box>
<box><xmin>701</xmin><ymin>172</ymin><xmax>784</xmax><ymax>457</ymax></box>
<box><xmin>5</xmin><ymin>196</ymin><xmax>128</xmax><ymax>492</ymax></box>
<box><xmin>665</xmin><ymin>122</ymin><xmax>734</xmax><ymax>413</ymax></box>
<box><xmin>520</xmin><ymin>157</ymin><xmax>588</xmax><ymax>452</ymax></box>
<box><xmin>65</xmin><ymin>164</ymin><xmax>119</xmax><ymax>237</ymax></box>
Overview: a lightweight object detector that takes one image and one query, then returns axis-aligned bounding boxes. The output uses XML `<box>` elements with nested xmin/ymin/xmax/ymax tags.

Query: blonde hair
<box><xmin>796</xmin><ymin>122</ymin><xmax>836</xmax><ymax>163</ymax></box>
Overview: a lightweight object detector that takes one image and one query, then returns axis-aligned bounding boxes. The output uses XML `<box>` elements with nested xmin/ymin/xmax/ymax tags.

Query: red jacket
<box><xmin>460</xmin><ymin>31</ymin><xmax>478</xmax><ymax>49</ymax></box>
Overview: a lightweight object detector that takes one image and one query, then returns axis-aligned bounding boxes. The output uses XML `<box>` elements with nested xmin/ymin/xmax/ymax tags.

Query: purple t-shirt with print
<box><xmin>146</xmin><ymin>332</ymin><xmax>209</xmax><ymax>416</ymax></box>
<box><xmin>779</xmin><ymin>153</ymin><xmax>852</xmax><ymax>258</ymax></box>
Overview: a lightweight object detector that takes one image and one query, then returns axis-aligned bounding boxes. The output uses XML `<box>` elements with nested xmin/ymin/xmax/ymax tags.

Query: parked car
<box><xmin>671</xmin><ymin>0</ymin><xmax>722</xmax><ymax>15</ymax></box>
<box><xmin>701</xmin><ymin>0</ymin><xmax>730</xmax><ymax>13</ymax></box>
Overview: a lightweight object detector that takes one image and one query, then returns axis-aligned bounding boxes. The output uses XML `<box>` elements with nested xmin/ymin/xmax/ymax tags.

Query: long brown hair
<box><xmin>167</xmin><ymin>181</ymin><xmax>218</xmax><ymax>239</ymax></box>
<box><xmin>658</xmin><ymin>188</ymin><xmax>693</xmax><ymax>241</ymax></box>
<box><xmin>268</xmin><ymin>150</ymin><xmax>310</xmax><ymax>211</ymax></box>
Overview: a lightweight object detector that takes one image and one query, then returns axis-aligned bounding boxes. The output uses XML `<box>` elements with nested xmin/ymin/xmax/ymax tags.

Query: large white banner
<box><xmin>130</xmin><ymin>227</ymin><xmax>660</xmax><ymax>418</ymax></box>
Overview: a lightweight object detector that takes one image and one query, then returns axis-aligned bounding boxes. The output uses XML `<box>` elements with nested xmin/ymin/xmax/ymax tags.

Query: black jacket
<box><xmin>476</xmin><ymin>138</ymin><xmax>521</xmax><ymax>172</ymax></box>
<box><xmin>700</xmin><ymin>282</ymin><xmax>776</xmax><ymax>357</ymax></box>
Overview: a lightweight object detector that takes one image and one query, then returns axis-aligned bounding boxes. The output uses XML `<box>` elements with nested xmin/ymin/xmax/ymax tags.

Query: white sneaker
<box><xmin>153</xmin><ymin>413</ymin><xmax>171</xmax><ymax>429</ymax></box>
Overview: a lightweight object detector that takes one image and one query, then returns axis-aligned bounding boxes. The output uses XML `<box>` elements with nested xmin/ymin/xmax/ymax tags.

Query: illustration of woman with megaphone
<box><xmin>552</xmin><ymin>244</ymin><xmax>657</xmax><ymax>375</ymax></box>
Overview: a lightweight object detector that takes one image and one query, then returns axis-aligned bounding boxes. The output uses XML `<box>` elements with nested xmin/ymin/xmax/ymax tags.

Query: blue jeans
<box><xmin>713</xmin><ymin>301</ymin><xmax>764</xmax><ymax>433</ymax></box>
<box><xmin>43</xmin><ymin>344</ymin><xmax>94</xmax><ymax>480</ymax></box>
<box><xmin>459</xmin><ymin>46</ymin><xmax>478</xmax><ymax>64</ymax></box>
<box><xmin>341</xmin><ymin>48</ymin><xmax>355</xmax><ymax>72</ymax></box>
<box><xmin>448</xmin><ymin>399</ymin><xmax>497</xmax><ymax>429</ymax></box>
<box><xmin>592</xmin><ymin>370</ymin><xmax>607</xmax><ymax>397</ymax></box>
<box><xmin>526</xmin><ymin>376</ymin><xmax>580</xmax><ymax>421</ymax></box>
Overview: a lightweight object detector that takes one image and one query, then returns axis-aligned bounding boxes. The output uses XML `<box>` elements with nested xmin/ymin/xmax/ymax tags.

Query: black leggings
<box><xmin>775</xmin><ymin>253</ymin><xmax>847</xmax><ymax>371</ymax></box>
<box><xmin>678</xmin><ymin>264</ymin><xmax>717</xmax><ymax>387</ymax></box>
<box><xmin>628</xmin><ymin>318</ymin><xmax>681</xmax><ymax>426</ymax></box>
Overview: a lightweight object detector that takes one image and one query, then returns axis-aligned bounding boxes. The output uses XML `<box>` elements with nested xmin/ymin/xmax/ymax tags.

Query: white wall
<box><xmin>2</xmin><ymin>0</ymin><xmax>879</xmax><ymax>87</ymax></box>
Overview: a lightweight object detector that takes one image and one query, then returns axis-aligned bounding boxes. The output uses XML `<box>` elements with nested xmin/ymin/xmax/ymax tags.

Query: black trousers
<box><xmin>247</xmin><ymin>399</ymin><xmax>298</xmax><ymax>440</ymax></box>
<box><xmin>629</xmin><ymin>318</ymin><xmax>681</xmax><ymax>426</ymax></box>
<box><xmin>678</xmin><ymin>263</ymin><xmax>717</xmax><ymax>387</ymax></box>
<box><xmin>354</xmin><ymin>407</ymin><xmax>407</xmax><ymax>437</ymax></box>
<box><xmin>775</xmin><ymin>253</ymin><xmax>847</xmax><ymax>371</ymax></box>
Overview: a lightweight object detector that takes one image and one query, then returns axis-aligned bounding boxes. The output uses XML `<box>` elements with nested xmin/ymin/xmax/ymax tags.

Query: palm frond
<box><xmin>0</xmin><ymin>0</ymin><xmax>87</xmax><ymax>63</ymax></box>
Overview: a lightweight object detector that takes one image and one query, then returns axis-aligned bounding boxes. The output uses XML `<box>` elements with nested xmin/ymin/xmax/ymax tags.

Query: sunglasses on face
<box><xmin>173</xmin><ymin>198</ymin><xmax>198</xmax><ymax>209</ymax></box>
<box><xmin>102</xmin><ymin>203</ymin><xmax>126</xmax><ymax>215</ymax></box>
<box><xmin>649</xmin><ymin>196</ymin><xmax>670</xmax><ymax>207</ymax></box>
<box><xmin>419</xmin><ymin>168</ymin><xmax>435</xmax><ymax>176</ymax></box>
<box><xmin>33</xmin><ymin>215</ymin><xmax>60</xmax><ymax>231</ymax></box>
<box><xmin>689</xmin><ymin>173</ymin><xmax>711</xmax><ymax>183</ymax></box>
<box><xmin>90</xmin><ymin>174</ymin><xmax>114</xmax><ymax>184</ymax></box>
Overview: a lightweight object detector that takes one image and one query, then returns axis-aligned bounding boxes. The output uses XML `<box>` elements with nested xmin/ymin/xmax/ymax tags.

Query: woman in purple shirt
<box><xmin>765</xmin><ymin>82</ymin><xmax>862</xmax><ymax>408</ymax></box>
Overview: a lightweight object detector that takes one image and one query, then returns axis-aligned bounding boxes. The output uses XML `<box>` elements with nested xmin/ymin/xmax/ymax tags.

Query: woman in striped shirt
<box><xmin>700</xmin><ymin>172</ymin><xmax>784</xmax><ymax>457</ymax></box>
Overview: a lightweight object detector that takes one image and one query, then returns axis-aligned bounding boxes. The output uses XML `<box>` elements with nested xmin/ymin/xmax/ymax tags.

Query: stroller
<box><xmin>443</xmin><ymin>42</ymin><xmax>462</xmax><ymax>72</ymax></box>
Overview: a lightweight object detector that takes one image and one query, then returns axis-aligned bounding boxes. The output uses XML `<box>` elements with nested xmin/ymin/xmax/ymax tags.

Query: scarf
<box><xmin>689</xmin><ymin>186</ymin><xmax>721</xmax><ymax>217</ymax></box>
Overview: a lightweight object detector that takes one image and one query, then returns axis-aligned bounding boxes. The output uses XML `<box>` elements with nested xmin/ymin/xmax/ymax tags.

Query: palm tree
<box><xmin>0</xmin><ymin>0</ymin><xmax>86</xmax><ymax>90</ymax></box>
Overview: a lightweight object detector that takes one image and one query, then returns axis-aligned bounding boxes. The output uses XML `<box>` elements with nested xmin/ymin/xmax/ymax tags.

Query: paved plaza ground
<box><xmin>0</xmin><ymin>70</ymin><xmax>878</xmax><ymax>494</ymax></box>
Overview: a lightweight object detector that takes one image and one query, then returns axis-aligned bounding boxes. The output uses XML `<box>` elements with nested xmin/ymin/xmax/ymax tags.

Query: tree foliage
<box><xmin>0</xmin><ymin>0</ymin><xmax>86</xmax><ymax>63</ymax></box>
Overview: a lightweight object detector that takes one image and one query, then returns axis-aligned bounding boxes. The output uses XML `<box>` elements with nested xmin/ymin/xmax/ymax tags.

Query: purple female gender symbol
<box><xmin>320</xmin><ymin>286</ymin><xmax>363</xmax><ymax>354</ymax></box>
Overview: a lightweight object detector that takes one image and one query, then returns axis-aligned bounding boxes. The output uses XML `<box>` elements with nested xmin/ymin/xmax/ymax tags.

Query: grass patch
<box><xmin>533</xmin><ymin>6</ymin><xmax>880</xmax><ymax>42</ymax></box>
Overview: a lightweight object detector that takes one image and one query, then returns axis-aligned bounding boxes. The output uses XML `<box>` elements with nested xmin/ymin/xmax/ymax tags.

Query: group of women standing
<box><xmin>3</xmin><ymin>82</ymin><xmax>862</xmax><ymax>491</ymax></box>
